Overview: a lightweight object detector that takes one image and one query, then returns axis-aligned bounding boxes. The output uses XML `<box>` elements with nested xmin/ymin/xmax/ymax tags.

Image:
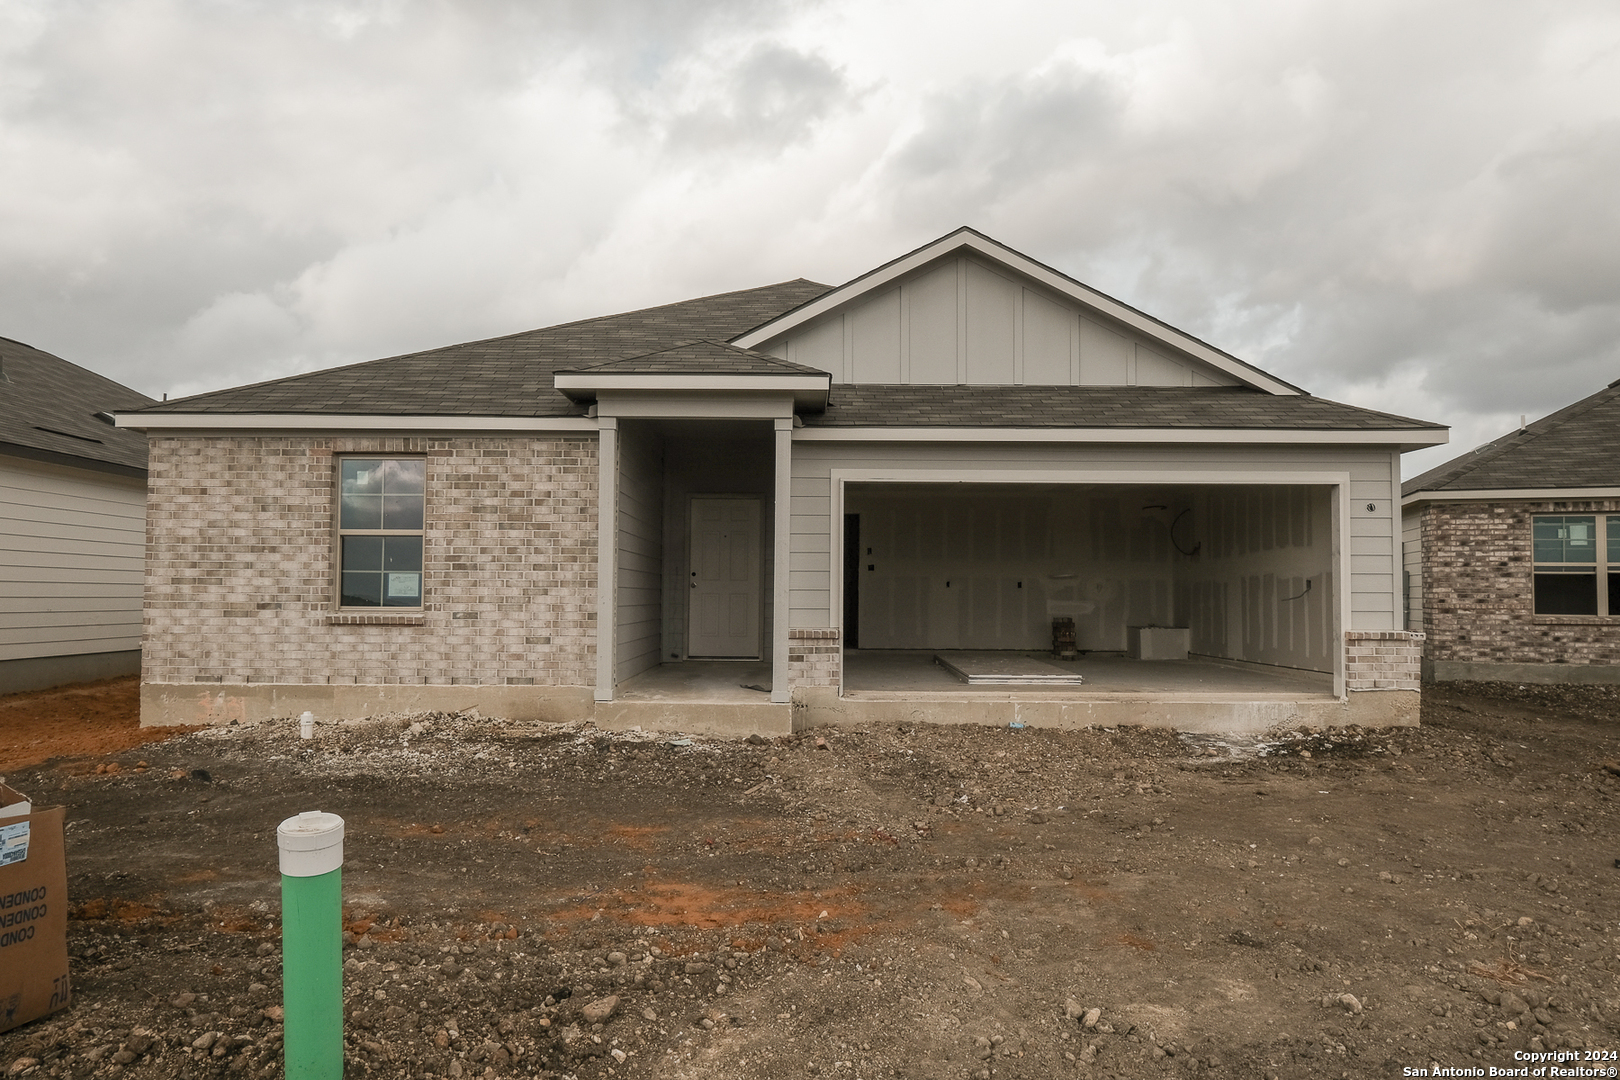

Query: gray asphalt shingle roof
<box><xmin>127</xmin><ymin>272</ymin><xmax>1442</xmax><ymax>435</ymax></box>
<box><xmin>137</xmin><ymin>280</ymin><xmax>833</xmax><ymax>417</ymax></box>
<box><xmin>561</xmin><ymin>340</ymin><xmax>829</xmax><ymax>376</ymax></box>
<box><xmin>805</xmin><ymin>385</ymin><xmax>1437</xmax><ymax>430</ymax></box>
<box><xmin>1403</xmin><ymin>380</ymin><xmax>1620</xmax><ymax>496</ymax></box>
<box><xmin>0</xmin><ymin>336</ymin><xmax>153</xmax><ymax>472</ymax></box>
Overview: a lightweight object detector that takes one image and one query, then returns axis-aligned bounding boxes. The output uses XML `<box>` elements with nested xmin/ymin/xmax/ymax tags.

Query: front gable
<box><xmin>734</xmin><ymin>227</ymin><xmax>1298</xmax><ymax>394</ymax></box>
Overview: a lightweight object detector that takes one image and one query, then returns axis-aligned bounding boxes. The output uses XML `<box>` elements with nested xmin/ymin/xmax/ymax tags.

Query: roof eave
<box><xmin>794</xmin><ymin>425</ymin><xmax>1449</xmax><ymax>446</ymax></box>
<box><xmin>1403</xmin><ymin>485</ymin><xmax>1620</xmax><ymax>507</ymax></box>
<box><xmin>553</xmin><ymin>372</ymin><xmax>832</xmax><ymax>410</ymax></box>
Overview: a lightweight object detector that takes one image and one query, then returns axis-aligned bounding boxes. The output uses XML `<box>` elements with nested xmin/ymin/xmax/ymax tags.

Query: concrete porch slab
<box><xmin>614</xmin><ymin>661</ymin><xmax>773</xmax><ymax>703</ymax></box>
<box><xmin>594</xmin><ymin>699</ymin><xmax>791</xmax><ymax>738</ymax></box>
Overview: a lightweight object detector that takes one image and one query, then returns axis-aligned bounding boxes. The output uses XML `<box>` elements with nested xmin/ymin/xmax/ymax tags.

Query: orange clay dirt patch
<box><xmin>0</xmin><ymin>675</ymin><xmax>197</xmax><ymax>772</ymax></box>
<box><xmin>546</xmin><ymin>878</ymin><xmax>877</xmax><ymax>935</ymax></box>
<box><xmin>69</xmin><ymin>898</ymin><xmax>167</xmax><ymax>923</ymax></box>
<box><xmin>604</xmin><ymin>823</ymin><xmax>671</xmax><ymax>849</ymax></box>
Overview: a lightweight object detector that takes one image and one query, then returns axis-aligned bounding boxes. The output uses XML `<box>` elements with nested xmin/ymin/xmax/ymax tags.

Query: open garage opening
<box><xmin>839</xmin><ymin>481</ymin><xmax>1338</xmax><ymax>696</ymax></box>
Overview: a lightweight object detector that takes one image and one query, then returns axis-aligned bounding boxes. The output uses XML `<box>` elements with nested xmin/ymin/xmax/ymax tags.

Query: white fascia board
<box><xmin>732</xmin><ymin>228</ymin><xmax>1301</xmax><ymax>396</ymax></box>
<box><xmin>1403</xmin><ymin>486</ymin><xmax>1620</xmax><ymax>507</ymax></box>
<box><xmin>116</xmin><ymin>413</ymin><xmax>599</xmax><ymax>432</ymax></box>
<box><xmin>795</xmin><ymin>426</ymin><xmax>1450</xmax><ymax>447</ymax></box>
<box><xmin>552</xmin><ymin>373</ymin><xmax>829</xmax><ymax>392</ymax></box>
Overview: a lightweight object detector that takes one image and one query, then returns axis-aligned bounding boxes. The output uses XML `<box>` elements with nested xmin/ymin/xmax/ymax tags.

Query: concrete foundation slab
<box><xmin>140</xmin><ymin>682</ymin><xmax>595</xmax><ymax>728</ymax></box>
<box><xmin>1</xmin><ymin>650</ymin><xmax>140</xmax><ymax>695</ymax></box>
<box><xmin>793</xmin><ymin>685</ymin><xmax>1416</xmax><ymax>734</ymax></box>
<box><xmin>1425</xmin><ymin>659</ymin><xmax>1620</xmax><ymax>685</ymax></box>
<box><xmin>140</xmin><ymin>655</ymin><xmax>1413</xmax><ymax>738</ymax></box>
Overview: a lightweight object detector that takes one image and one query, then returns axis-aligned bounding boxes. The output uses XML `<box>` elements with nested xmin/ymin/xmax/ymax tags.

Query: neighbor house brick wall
<box><xmin>1343</xmin><ymin>630</ymin><xmax>1423</xmax><ymax>690</ymax></box>
<box><xmin>1422</xmin><ymin>500</ymin><xmax>1620</xmax><ymax>667</ymax></box>
<box><xmin>144</xmin><ymin>434</ymin><xmax>598</xmax><ymax>688</ymax></box>
<box><xmin>788</xmin><ymin>628</ymin><xmax>840</xmax><ymax>688</ymax></box>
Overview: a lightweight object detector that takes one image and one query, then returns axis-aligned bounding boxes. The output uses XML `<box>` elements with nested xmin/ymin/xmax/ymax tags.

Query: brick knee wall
<box><xmin>1344</xmin><ymin>630</ymin><xmax>1423</xmax><ymax>690</ymax></box>
<box><xmin>1422</xmin><ymin>500</ymin><xmax>1620</xmax><ymax>667</ymax></box>
<box><xmin>788</xmin><ymin>628</ymin><xmax>841</xmax><ymax>688</ymax></box>
<box><xmin>144</xmin><ymin>434</ymin><xmax>598</xmax><ymax>688</ymax></box>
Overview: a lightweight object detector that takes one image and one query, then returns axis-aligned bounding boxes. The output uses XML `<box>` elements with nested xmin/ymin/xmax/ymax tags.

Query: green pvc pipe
<box><xmin>282</xmin><ymin>866</ymin><xmax>343</xmax><ymax>1078</ymax></box>
<box><xmin>278</xmin><ymin>810</ymin><xmax>345</xmax><ymax>1080</ymax></box>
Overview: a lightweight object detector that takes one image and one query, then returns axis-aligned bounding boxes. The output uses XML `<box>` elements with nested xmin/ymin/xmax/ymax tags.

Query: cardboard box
<box><xmin>0</xmin><ymin>783</ymin><xmax>70</xmax><ymax>1033</ymax></box>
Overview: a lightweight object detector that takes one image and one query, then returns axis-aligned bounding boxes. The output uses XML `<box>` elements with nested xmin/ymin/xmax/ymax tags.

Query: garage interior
<box><xmin>840</xmin><ymin>481</ymin><xmax>1337</xmax><ymax>694</ymax></box>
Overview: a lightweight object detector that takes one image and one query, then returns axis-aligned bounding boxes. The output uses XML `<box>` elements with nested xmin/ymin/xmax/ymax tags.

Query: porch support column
<box><xmin>595</xmin><ymin>418</ymin><xmax>618</xmax><ymax>703</ymax></box>
<box><xmin>771</xmin><ymin>418</ymin><xmax>792</xmax><ymax>704</ymax></box>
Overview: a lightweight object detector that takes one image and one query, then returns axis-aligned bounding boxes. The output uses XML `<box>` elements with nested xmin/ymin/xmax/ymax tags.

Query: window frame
<box><xmin>1531</xmin><ymin>513</ymin><xmax>1618</xmax><ymax>617</ymax></box>
<box><xmin>333</xmin><ymin>455</ymin><xmax>427</xmax><ymax>612</ymax></box>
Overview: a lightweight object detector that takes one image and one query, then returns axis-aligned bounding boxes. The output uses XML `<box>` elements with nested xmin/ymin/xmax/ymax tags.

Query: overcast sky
<box><xmin>4</xmin><ymin>1</ymin><xmax>1618</xmax><ymax>477</ymax></box>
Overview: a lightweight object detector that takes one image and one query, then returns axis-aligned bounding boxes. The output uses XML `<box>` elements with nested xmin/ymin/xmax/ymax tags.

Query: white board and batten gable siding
<box><xmin>0</xmin><ymin>455</ymin><xmax>146</xmax><ymax>663</ymax></box>
<box><xmin>756</xmin><ymin>255</ymin><xmax>1241</xmax><ymax>388</ymax></box>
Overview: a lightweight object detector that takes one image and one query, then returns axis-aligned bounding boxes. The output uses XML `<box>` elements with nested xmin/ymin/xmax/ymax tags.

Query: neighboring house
<box><xmin>0</xmin><ymin>336</ymin><xmax>153</xmax><ymax>693</ymax></box>
<box><xmin>1403</xmin><ymin>380</ymin><xmax>1620</xmax><ymax>684</ymax></box>
<box><xmin>120</xmin><ymin>228</ymin><xmax>1445</xmax><ymax>734</ymax></box>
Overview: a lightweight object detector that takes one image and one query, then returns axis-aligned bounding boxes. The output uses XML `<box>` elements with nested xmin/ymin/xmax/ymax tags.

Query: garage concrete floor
<box><xmin>615</xmin><ymin>651</ymin><xmax>1334</xmax><ymax>703</ymax></box>
<box><xmin>844</xmin><ymin>649</ymin><xmax>1334</xmax><ymax>698</ymax></box>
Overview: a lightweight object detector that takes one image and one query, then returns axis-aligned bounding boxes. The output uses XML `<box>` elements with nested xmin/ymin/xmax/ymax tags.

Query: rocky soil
<box><xmin>3</xmin><ymin>680</ymin><xmax>1620</xmax><ymax>1078</ymax></box>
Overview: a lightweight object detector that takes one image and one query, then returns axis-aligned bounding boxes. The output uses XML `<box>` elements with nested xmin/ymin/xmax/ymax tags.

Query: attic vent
<box><xmin>34</xmin><ymin>426</ymin><xmax>103</xmax><ymax>444</ymax></box>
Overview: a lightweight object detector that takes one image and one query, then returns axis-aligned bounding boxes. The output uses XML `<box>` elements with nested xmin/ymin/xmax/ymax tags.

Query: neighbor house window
<box><xmin>338</xmin><ymin>458</ymin><xmax>425</xmax><ymax>608</ymax></box>
<box><xmin>1532</xmin><ymin>514</ymin><xmax>1620</xmax><ymax>615</ymax></box>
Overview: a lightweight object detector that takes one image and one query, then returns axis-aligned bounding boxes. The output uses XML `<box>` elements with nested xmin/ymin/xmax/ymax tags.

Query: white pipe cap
<box><xmin>277</xmin><ymin>810</ymin><xmax>344</xmax><ymax>877</ymax></box>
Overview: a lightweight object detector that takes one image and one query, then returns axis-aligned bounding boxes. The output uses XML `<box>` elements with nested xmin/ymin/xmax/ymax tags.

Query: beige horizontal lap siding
<box><xmin>1400</xmin><ymin>506</ymin><xmax>1423</xmax><ymax>633</ymax></box>
<box><xmin>787</xmin><ymin>441</ymin><xmax>1401</xmax><ymax>633</ymax></box>
<box><xmin>0</xmin><ymin>455</ymin><xmax>146</xmax><ymax>661</ymax></box>
<box><xmin>615</xmin><ymin>424</ymin><xmax>662</xmax><ymax>683</ymax></box>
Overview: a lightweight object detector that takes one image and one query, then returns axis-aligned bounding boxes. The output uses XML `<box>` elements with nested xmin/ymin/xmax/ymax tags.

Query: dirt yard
<box><xmin>3</xmin><ymin>678</ymin><xmax>1620</xmax><ymax>1080</ymax></box>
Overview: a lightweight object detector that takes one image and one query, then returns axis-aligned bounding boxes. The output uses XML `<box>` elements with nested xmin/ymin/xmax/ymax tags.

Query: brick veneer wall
<box><xmin>144</xmin><ymin>435</ymin><xmax>598</xmax><ymax>687</ymax></box>
<box><xmin>1343</xmin><ymin>630</ymin><xmax>1423</xmax><ymax>690</ymax></box>
<box><xmin>788</xmin><ymin>628</ymin><xmax>841</xmax><ymax>688</ymax></box>
<box><xmin>1422</xmin><ymin>500</ymin><xmax>1620</xmax><ymax>667</ymax></box>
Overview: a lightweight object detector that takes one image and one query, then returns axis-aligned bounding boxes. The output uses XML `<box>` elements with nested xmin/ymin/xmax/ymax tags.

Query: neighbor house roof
<box><xmin>134</xmin><ymin>280</ymin><xmax>833</xmax><ymax>417</ymax></box>
<box><xmin>0</xmin><ymin>336</ymin><xmax>153</xmax><ymax>474</ymax></box>
<box><xmin>1404</xmin><ymin>380</ymin><xmax>1620</xmax><ymax>498</ymax></box>
<box><xmin>805</xmin><ymin>385</ymin><xmax>1438</xmax><ymax>431</ymax></box>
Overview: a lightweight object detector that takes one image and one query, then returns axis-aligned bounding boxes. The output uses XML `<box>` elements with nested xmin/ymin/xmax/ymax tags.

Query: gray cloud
<box><xmin>1</xmin><ymin>0</ymin><xmax>1616</xmax><ymax>478</ymax></box>
<box><xmin>658</xmin><ymin>43</ymin><xmax>853</xmax><ymax>153</ymax></box>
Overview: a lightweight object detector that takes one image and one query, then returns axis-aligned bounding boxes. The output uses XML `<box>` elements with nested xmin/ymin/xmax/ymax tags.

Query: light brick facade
<box><xmin>788</xmin><ymin>628</ymin><xmax>841</xmax><ymax>688</ymax></box>
<box><xmin>1420</xmin><ymin>499</ymin><xmax>1620</xmax><ymax>670</ymax></box>
<box><xmin>1343</xmin><ymin>630</ymin><xmax>1423</xmax><ymax>690</ymax></box>
<box><xmin>144</xmin><ymin>434</ymin><xmax>598</xmax><ymax>689</ymax></box>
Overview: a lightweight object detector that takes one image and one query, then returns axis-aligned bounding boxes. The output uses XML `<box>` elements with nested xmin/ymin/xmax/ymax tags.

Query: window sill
<box><xmin>327</xmin><ymin>613</ymin><xmax>426</xmax><ymax>626</ymax></box>
<box><xmin>1531</xmin><ymin>614</ymin><xmax>1620</xmax><ymax>625</ymax></box>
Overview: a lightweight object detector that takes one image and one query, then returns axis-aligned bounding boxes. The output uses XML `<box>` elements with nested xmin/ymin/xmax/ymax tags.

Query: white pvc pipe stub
<box><xmin>277</xmin><ymin>811</ymin><xmax>345</xmax><ymax>877</ymax></box>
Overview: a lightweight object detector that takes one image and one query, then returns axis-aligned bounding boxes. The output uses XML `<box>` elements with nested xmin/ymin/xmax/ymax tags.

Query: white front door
<box><xmin>688</xmin><ymin>497</ymin><xmax>761</xmax><ymax>658</ymax></box>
